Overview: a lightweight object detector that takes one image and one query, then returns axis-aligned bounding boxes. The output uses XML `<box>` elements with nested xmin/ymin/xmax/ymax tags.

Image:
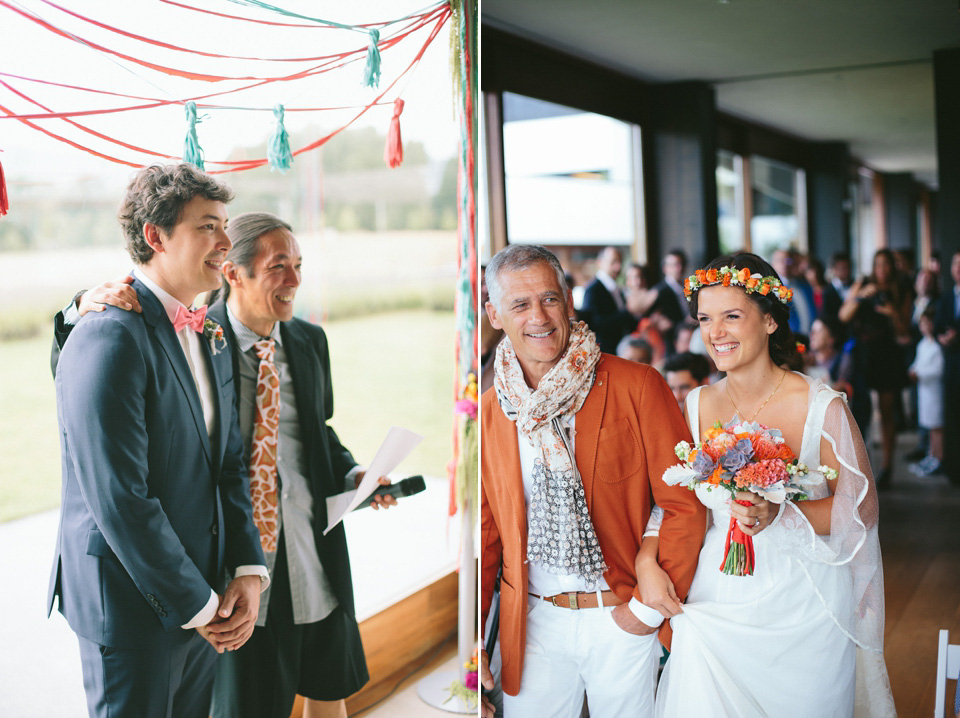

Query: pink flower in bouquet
<box><xmin>734</xmin><ymin>458</ymin><xmax>789</xmax><ymax>490</ymax></box>
<box><xmin>465</xmin><ymin>670</ymin><xmax>478</xmax><ymax>691</ymax></box>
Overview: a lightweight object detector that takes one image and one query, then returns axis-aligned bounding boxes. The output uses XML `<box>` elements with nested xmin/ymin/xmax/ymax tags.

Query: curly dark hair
<box><xmin>118</xmin><ymin>163</ymin><xmax>234</xmax><ymax>264</ymax></box>
<box><xmin>687</xmin><ymin>252</ymin><xmax>803</xmax><ymax>371</ymax></box>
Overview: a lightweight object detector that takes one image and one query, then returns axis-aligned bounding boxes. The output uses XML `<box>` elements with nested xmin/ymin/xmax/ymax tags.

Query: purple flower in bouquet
<box><xmin>720</xmin><ymin>439</ymin><xmax>754</xmax><ymax>473</ymax></box>
<box><xmin>691</xmin><ymin>449</ymin><xmax>717</xmax><ymax>478</ymax></box>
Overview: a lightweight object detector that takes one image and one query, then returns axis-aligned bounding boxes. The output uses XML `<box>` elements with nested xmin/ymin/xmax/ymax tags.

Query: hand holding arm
<box><xmin>635</xmin><ymin>536</ymin><xmax>683</xmax><ymax>618</ymax></box>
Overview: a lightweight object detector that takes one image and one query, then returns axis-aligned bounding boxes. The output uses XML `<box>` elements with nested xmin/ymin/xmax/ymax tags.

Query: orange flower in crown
<box><xmin>683</xmin><ymin>264</ymin><xmax>792</xmax><ymax>305</ymax></box>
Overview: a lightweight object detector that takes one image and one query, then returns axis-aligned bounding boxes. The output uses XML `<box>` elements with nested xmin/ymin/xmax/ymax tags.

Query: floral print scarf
<box><xmin>493</xmin><ymin>321</ymin><xmax>607</xmax><ymax>587</ymax></box>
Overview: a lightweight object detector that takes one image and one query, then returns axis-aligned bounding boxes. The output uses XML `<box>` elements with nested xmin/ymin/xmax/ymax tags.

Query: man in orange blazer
<box><xmin>479</xmin><ymin>245</ymin><xmax>706</xmax><ymax>718</ymax></box>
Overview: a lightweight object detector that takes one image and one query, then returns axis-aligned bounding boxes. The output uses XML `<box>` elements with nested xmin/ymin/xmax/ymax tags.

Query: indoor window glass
<box><xmin>749</xmin><ymin>155</ymin><xmax>805</xmax><ymax>259</ymax></box>
<box><xmin>501</xmin><ymin>92</ymin><xmax>639</xmax><ymax>247</ymax></box>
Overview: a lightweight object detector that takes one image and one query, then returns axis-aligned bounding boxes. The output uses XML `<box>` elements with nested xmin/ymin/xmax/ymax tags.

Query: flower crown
<box><xmin>683</xmin><ymin>266</ymin><xmax>793</xmax><ymax>305</ymax></box>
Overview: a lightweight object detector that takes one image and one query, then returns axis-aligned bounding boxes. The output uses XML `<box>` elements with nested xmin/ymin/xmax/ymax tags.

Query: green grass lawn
<box><xmin>0</xmin><ymin>310</ymin><xmax>455</xmax><ymax>523</ymax></box>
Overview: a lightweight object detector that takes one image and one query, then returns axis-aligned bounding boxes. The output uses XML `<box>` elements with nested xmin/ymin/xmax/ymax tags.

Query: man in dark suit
<box><xmin>50</xmin><ymin>164</ymin><xmax>268</xmax><ymax>718</ymax></box>
<box><xmin>935</xmin><ymin>250</ymin><xmax>960</xmax><ymax>483</ymax></box>
<box><xmin>649</xmin><ymin>249</ymin><xmax>689</xmax><ymax>354</ymax></box>
<box><xmin>580</xmin><ymin>246</ymin><xmax>636</xmax><ymax>354</ymax></box>
<box><xmin>57</xmin><ymin>212</ymin><xmax>393</xmax><ymax>718</ymax></box>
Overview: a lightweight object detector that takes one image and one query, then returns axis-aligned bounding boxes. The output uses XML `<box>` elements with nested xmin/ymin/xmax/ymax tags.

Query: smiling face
<box><xmin>144</xmin><ymin>196</ymin><xmax>231</xmax><ymax>306</ymax></box>
<box><xmin>485</xmin><ymin>262</ymin><xmax>574</xmax><ymax>389</ymax></box>
<box><xmin>695</xmin><ymin>285</ymin><xmax>777</xmax><ymax>374</ymax></box>
<box><xmin>225</xmin><ymin>228</ymin><xmax>302</xmax><ymax>336</ymax></box>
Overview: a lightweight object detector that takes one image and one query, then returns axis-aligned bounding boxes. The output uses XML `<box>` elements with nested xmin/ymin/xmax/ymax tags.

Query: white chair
<box><xmin>935</xmin><ymin>629</ymin><xmax>960</xmax><ymax>717</ymax></box>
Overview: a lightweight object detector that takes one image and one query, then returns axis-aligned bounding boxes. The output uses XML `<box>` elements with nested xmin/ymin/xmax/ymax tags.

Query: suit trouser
<box><xmin>503</xmin><ymin>596</ymin><xmax>661</xmax><ymax>718</ymax></box>
<box><xmin>77</xmin><ymin>630</ymin><xmax>217</xmax><ymax>718</ymax></box>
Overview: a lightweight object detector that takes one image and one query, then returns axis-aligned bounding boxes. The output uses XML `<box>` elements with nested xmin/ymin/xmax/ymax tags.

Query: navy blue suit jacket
<box><xmin>580</xmin><ymin>278</ymin><xmax>635</xmax><ymax>354</ymax></box>
<box><xmin>49</xmin><ymin>279</ymin><xmax>264</xmax><ymax>649</ymax></box>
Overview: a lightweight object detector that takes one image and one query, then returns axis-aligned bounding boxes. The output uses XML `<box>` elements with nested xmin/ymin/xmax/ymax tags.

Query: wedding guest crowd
<box><xmin>567</xmin><ymin>242</ymin><xmax>954</xmax><ymax>489</ymax></box>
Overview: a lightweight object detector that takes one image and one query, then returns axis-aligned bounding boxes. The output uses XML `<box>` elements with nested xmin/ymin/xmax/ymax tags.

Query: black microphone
<box><xmin>353</xmin><ymin>475</ymin><xmax>426</xmax><ymax>510</ymax></box>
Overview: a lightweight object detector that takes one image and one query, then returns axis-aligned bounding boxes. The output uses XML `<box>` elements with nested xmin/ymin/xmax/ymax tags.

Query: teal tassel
<box><xmin>267</xmin><ymin>104</ymin><xmax>293</xmax><ymax>173</ymax></box>
<box><xmin>363</xmin><ymin>29</ymin><xmax>381</xmax><ymax>88</ymax></box>
<box><xmin>183</xmin><ymin>101</ymin><xmax>204</xmax><ymax>170</ymax></box>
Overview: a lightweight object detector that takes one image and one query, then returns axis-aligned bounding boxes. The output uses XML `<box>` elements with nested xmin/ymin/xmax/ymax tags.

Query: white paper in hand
<box><xmin>324</xmin><ymin>425</ymin><xmax>423</xmax><ymax>534</ymax></box>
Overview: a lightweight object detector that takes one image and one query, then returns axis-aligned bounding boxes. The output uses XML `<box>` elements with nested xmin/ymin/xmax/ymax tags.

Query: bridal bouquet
<box><xmin>662</xmin><ymin>419</ymin><xmax>836</xmax><ymax>576</ymax></box>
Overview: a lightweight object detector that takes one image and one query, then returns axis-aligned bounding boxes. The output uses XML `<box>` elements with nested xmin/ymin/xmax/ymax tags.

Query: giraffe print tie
<box><xmin>249</xmin><ymin>338</ymin><xmax>280</xmax><ymax>553</ymax></box>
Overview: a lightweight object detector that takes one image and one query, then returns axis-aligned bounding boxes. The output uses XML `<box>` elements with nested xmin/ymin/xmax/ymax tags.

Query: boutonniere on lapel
<box><xmin>203</xmin><ymin>318</ymin><xmax>227</xmax><ymax>355</ymax></box>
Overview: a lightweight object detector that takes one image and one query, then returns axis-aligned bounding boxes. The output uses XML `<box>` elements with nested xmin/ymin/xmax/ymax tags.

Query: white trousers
<box><xmin>503</xmin><ymin>596</ymin><xmax>661</xmax><ymax>718</ymax></box>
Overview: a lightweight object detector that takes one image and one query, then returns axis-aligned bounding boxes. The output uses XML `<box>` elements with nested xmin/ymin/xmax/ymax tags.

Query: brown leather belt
<box><xmin>529</xmin><ymin>590</ymin><xmax>623</xmax><ymax>610</ymax></box>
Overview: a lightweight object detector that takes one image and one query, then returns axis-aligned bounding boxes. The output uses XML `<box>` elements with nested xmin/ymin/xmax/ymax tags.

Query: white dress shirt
<box><xmin>516</xmin><ymin>414</ymin><xmax>664</xmax><ymax>626</ymax></box>
<box><xmin>226</xmin><ymin>306</ymin><xmax>347</xmax><ymax>626</ymax></box>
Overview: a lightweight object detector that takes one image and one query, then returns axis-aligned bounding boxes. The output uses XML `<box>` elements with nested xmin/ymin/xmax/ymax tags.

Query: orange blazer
<box><xmin>481</xmin><ymin>355</ymin><xmax>707</xmax><ymax>697</ymax></box>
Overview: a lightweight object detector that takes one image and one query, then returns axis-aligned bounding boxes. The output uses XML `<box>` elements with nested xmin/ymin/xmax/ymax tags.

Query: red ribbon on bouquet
<box><xmin>721</xmin><ymin>499</ymin><xmax>755</xmax><ymax>576</ymax></box>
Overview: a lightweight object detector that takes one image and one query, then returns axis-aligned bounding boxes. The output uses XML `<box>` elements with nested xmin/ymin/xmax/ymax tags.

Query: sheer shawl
<box><xmin>770</xmin><ymin>376</ymin><xmax>893</xmax><ymax>716</ymax></box>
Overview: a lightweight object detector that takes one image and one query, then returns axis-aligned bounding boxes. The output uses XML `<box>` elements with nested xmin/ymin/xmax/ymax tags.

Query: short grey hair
<box><xmin>485</xmin><ymin>244</ymin><xmax>567</xmax><ymax>311</ymax></box>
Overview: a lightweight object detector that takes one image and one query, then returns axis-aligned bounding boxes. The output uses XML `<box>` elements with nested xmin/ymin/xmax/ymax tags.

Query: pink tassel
<box><xmin>384</xmin><ymin>98</ymin><xmax>404</xmax><ymax>169</ymax></box>
<box><xmin>0</xmin><ymin>159</ymin><xmax>8</xmax><ymax>216</ymax></box>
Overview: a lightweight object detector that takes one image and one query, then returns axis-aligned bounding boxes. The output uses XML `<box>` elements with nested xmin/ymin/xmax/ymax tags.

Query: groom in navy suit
<box><xmin>50</xmin><ymin>164</ymin><xmax>267</xmax><ymax>718</ymax></box>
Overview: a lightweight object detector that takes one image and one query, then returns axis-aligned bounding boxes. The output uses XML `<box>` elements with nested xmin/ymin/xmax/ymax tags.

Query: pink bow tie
<box><xmin>173</xmin><ymin>304</ymin><xmax>207</xmax><ymax>333</ymax></box>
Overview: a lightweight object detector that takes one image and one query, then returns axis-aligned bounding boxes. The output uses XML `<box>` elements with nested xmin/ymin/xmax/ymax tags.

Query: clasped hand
<box><xmin>729</xmin><ymin>490</ymin><xmax>773</xmax><ymax>535</ymax></box>
<box><xmin>196</xmin><ymin>574</ymin><xmax>262</xmax><ymax>653</ymax></box>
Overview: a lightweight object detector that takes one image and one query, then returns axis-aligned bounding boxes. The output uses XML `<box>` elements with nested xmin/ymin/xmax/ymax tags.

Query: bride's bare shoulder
<box><xmin>696</xmin><ymin>381</ymin><xmax>726</xmax><ymax>416</ymax></box>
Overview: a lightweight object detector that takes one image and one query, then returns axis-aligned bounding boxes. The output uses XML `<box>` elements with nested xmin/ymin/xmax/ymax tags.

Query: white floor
<box><xmin>0</xmin><ymin>475</ymin><xmax>463</xmax><ymax>717</ymax></box>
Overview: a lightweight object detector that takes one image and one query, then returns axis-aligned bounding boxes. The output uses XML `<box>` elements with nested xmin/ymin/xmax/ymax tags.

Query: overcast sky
<box><xmin>0</xmin><ymin>0</ymin><xmax>458</xmax><ymax>187</ymax></box>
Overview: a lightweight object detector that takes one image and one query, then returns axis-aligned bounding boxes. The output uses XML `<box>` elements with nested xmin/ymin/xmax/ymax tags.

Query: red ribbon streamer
<box><xmin>158</xmin><ymin>0</ymin><xmax>435</xmax><ymax>30</ymax></box>
<box><xmin>0</xmin><ymin>0</ymin><xmax>441</xmax><ymax>84</ymax></box>
<box><xmin>384</xmin><ymin>98</ymin><xmax>404</xmax><ymax>168</ymax></box>
<box><xmin>0</xmin><ymin>159</ymin><xmax>9</xmax><ymax>216</ymax></box>
<box><xmin>0</xmin><ymin>4</ymin><xmax>445</xmax><ymax>120</ymax></box>
<box><xmin>0</xmin><ymin>6</ymin><xmax>450</xmax><ymax>172</ymax></box>
<box><xmin>37</xmin><ymin>0</ymin><xmax>435</xmax><ymax>63</ymax></box>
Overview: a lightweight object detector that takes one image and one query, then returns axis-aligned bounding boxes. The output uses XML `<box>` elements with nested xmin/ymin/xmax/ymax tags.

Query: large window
<box><xmin>716</xmin><ymin>152</ymin><xmax>806</xmax><ymax>261</ymax></box>
<box><xmin>501</xmin><ymin>92</ymin><xmax>642</xmax><ymax>248</ymax></box>
<box><xmin>717</xmin><ymin>150</ymin><xmax>745</xmax><ymax>255</ymax></box>
<box><xmin>749</xmin><ymin>155</ymin><xmax>806</xmax><ymax>259</ymax></box>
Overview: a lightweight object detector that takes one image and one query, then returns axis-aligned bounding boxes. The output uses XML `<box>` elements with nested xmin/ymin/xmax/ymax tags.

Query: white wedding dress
<box><xmin>655</xmin><ymin>375</ymin><xmax>896</xmax><ymax>718</ymax></box>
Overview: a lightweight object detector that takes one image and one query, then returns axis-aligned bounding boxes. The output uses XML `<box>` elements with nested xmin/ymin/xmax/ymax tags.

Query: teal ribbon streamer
<box><xmin>363</xmin><ymin>29</ymin><xmax>381</xmax><ymax>88</ymax></box>
<box><xmin>267</xmin><ymin>104</ymin><xmax>293</xmax><ymax>172</ymax></box>
<box><xmin>183</xmin><ymin>101</ymin><xmax>204</xmax><ymax>170</ymax></box>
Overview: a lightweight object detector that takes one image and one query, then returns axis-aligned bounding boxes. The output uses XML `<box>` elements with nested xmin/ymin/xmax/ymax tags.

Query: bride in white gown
<box><xmin>639</xmin><ymin>253</ymin><xmax>896</xmax><ymax>718</ymax></box>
